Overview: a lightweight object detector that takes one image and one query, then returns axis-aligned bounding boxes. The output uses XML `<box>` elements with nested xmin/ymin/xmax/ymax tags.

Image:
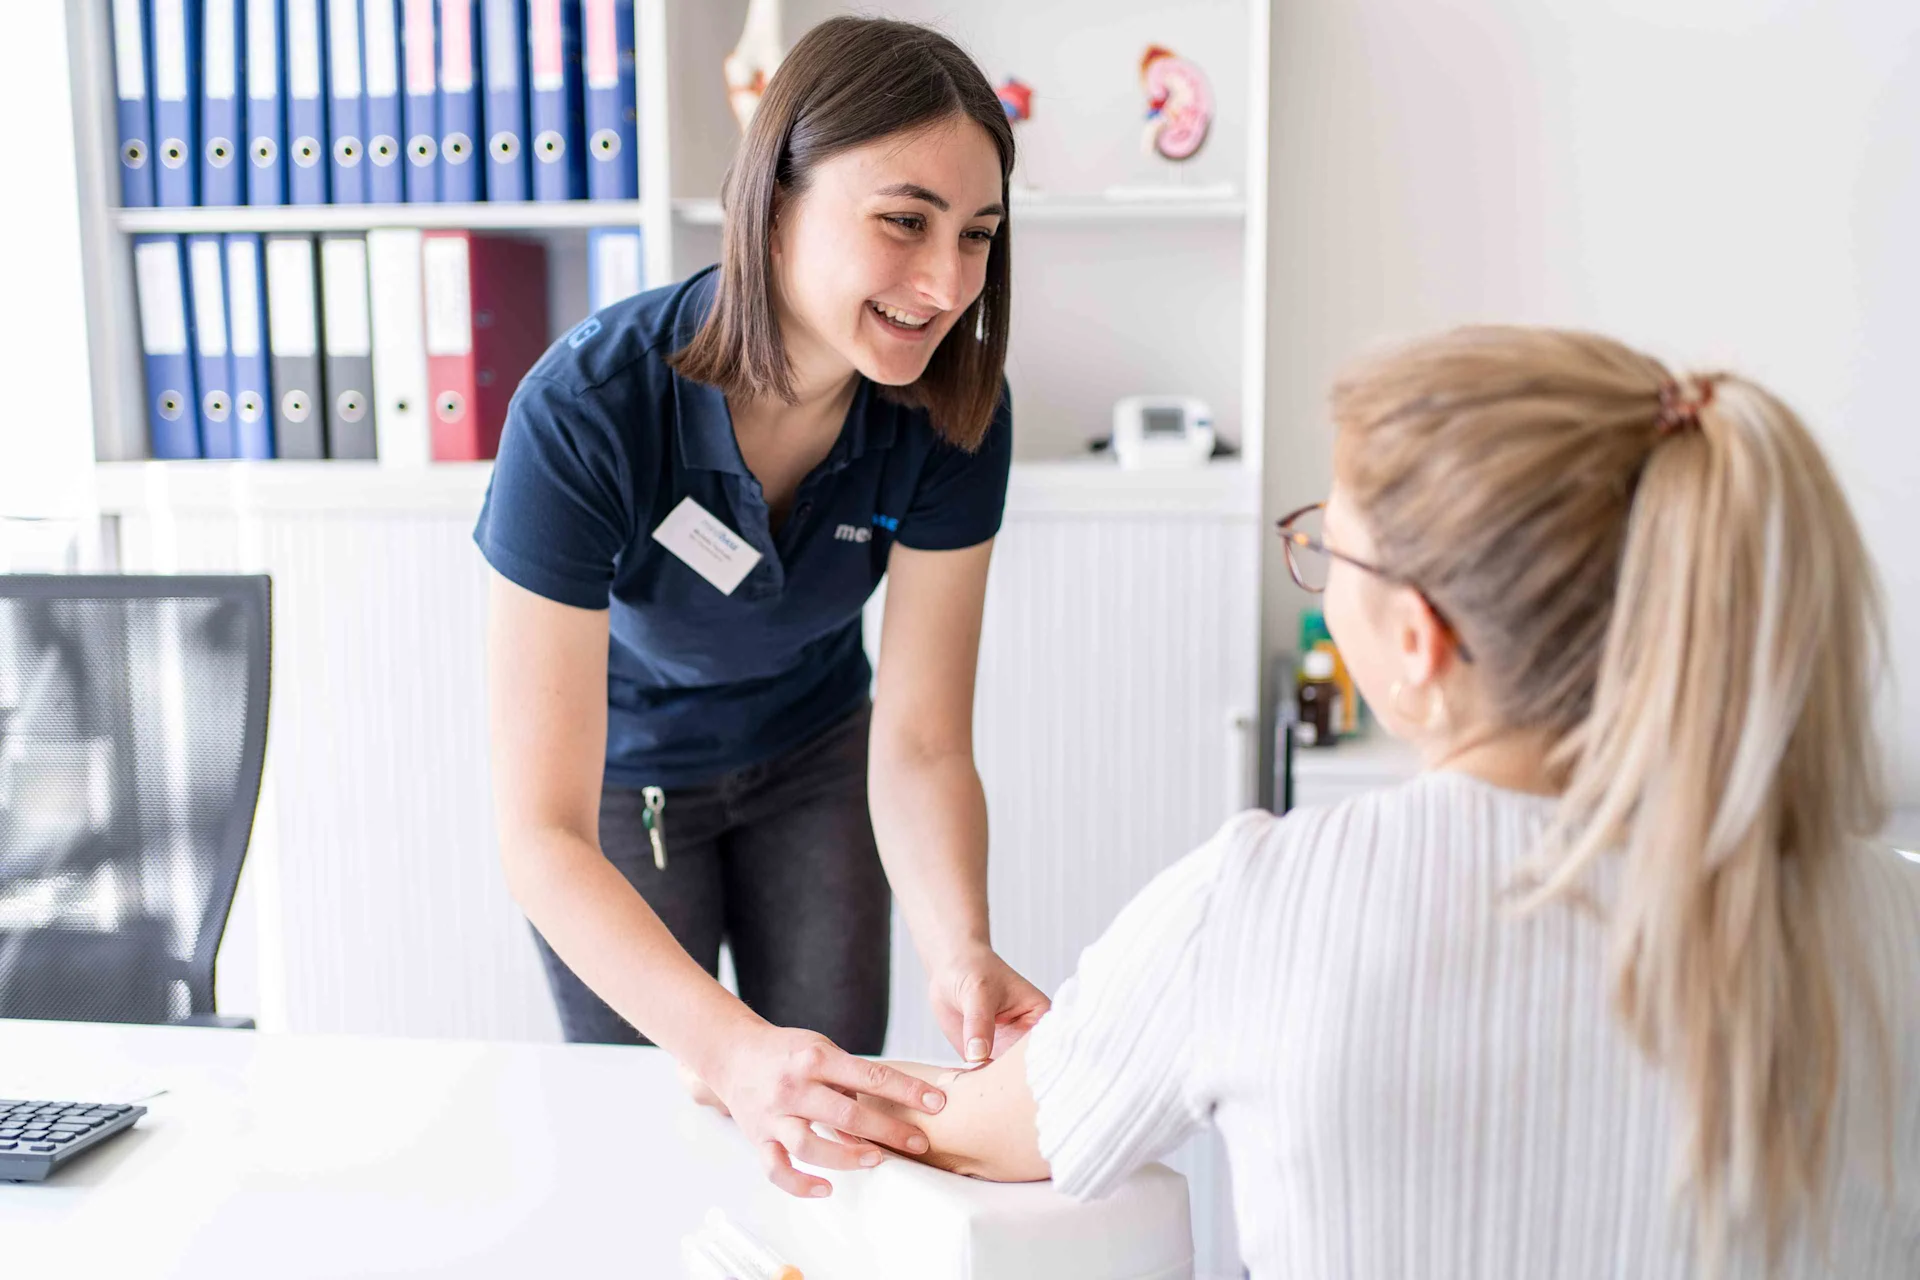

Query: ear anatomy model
<box><xmin>724</xmin><ymin>0</ymin><xmax>784</xmax><ymax>133</ymax></box>
<box><xmin>1139</xmin><ymin>45</ymin><xmax>1213</xmax><ymax>161</ymax></box>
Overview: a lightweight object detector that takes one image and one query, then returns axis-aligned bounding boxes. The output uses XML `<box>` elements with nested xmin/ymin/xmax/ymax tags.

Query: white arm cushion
<box><xmin>748</xmin><ymin>1158</ymin><xmax>1193</xmax><ymax>1280</ymax></box>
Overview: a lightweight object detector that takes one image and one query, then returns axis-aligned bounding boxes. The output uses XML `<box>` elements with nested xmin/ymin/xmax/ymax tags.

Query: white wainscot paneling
<box><xmin>114</xmin><ymin>506</ymin><xmax>561</xmax><ymax>1042</ymax></box>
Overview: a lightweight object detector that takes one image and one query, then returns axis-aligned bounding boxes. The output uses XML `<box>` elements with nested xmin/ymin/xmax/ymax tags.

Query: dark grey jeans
<box><xmin>531</xmin><ymin>701</ymin><xmax>892</xmax><ymax>1052</ymax></box>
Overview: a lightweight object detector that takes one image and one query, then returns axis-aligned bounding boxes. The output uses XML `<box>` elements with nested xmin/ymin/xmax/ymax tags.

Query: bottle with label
<box><xmin>1295</xmin><ymin>649</ymin><xmax>1343</xmax><ymax>748</ymax></box>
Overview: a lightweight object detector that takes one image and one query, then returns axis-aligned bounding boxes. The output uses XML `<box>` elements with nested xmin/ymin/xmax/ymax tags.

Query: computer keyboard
<box><xmin>0</xmin><ymin>1100</ymin><xmax>146</xmax><ymax>1182</ymax></box>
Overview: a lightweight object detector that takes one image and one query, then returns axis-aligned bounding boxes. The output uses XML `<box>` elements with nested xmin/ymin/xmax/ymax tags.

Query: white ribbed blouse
<box><xmin>1024</xmin><ymin>771</ymin><xmax>1920</xmax><ymax>1279</ymax></box>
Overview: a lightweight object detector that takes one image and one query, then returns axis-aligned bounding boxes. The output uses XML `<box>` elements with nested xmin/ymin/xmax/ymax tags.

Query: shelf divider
<box><xmin>114</xmin><ymin>200</ymin><xmax>648</xmax><ymax>235</ymax></box>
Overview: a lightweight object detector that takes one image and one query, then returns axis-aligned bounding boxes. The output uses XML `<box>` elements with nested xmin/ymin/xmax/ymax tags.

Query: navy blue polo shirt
<box><xmin>473</xmin><ymin>267</ymin><xmax>1012</xmax><ymax>789</ymax></box>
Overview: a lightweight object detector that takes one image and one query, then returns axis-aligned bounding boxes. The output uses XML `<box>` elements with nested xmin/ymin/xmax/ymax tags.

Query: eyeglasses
<box><xmin>1275</xmin><ymin>502</ymin><xmax>1475</xmax><ymax>663</ymax></box>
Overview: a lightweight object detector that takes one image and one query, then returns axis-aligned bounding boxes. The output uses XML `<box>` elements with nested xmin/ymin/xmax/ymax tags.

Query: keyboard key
<box><xmin>48</xmin><ymin>1133</ymin><xmax>77</xmax><ymax>1144</ymax></box>
<box><xmin>0</xmin><ymin>1141</ymin><xmax>16</xmax><ymax>1151</ymax></box>
<box><xmin>0</xmin><ymin>1130</ymin><xmax>20</xmax><ymax>1139</ymax></box>
<box><xmin>27</xmin><ymin>1143</ymin><xmax>56</xmax><ymax>1153</ymax></box>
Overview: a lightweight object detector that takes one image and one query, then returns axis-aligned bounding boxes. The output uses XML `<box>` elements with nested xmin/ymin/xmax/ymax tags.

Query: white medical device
<box><xmin>1111</xmin><ymin>396</ymin><xmax>1215</xmax><ymax>469</ymax></box>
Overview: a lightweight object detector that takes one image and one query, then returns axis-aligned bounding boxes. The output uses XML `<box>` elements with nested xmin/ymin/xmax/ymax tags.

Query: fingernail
<box><xmin>922</xmin><ymin>1091</ymin><xmax>945</xmax><ymax>1112</ymax></box>
<box><xmin>967</xmin><ymin>1038</ymin><xmax>990</xmax><ymax>1061</ymax></box>
<box><xmin>908</xmin><ymin>1135</ymin><xmax>929</xmax><ymax>1154</ymax></box>
<box><xmin>860</xmin><ymin>1151</ymin><xmax>884</xmax><ymax>1167</ymax></box>
<box><xmin>811</xmin><ymin>1184</ymin><xmax>831</xmax><ymax>1197</ymax></box>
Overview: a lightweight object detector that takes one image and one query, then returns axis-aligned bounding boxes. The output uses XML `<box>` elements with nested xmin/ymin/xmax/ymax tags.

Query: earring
<box><xmin>1388</xmin><ymin>678</ymin><xmax>1449</xmax><ymax>734</ymax></box>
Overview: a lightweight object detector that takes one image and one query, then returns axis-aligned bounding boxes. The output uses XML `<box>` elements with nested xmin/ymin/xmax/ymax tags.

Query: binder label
<box><xmin>248</xmin><ymin>0</ymin><xmax>278</xmax><ymax>101</ymax></box>
<box><xmin>206</xmin><ymin>1</ymin><xmax>239</xmax><ymax>100</ymax></box>
<box><xmin>585</xmin><ymin>0</ymin><xmax>618</xmax><ymax>90</ymax></box>
<box><xmin>227</xmin><ymin>239</ymin><xmax>263</xmax><ymax>358</ymax></box>
<box><xmin>112</xmin><ymin>0</ymin><xmax>147</xmax><ymax>102</ymax></box>
<box><xmin>406</xmin><ymin>0</ymin><xmax>437</xmax><ymax>95</ymax></box>
<box><xmin>266</xmin><ymin>238</ymin><xmax>320</xmax><ymax>357</ymax></box>
<box><xmin>329</xmin><ymin>0</ymin><xmax>364</xmax><ymax>97</ymax></box>
<box><xmin>290</xmin><ymin>1</ymin><xmax>323</xmax><ymax>100</ymax></box>
<box><xmin>530</xmin><ymin>0</ymin><xmax>564</xmax><ymax>92</ymax></box>
<box><xmin>153</xmin><ymin>0</ymin><xmax>189</xmax><ymax>104</ymax></box>
<box><xmin>134</xmin><ymin>241</ymin><xmax>189</xmax><ymax>355</ymax></box>
<box><xmin>190</xmin><ymin>240</ymin><xmax>230</xmax><ymax>357</ymax></box>
<box><xmin>321</xmin><ymin>238</ymin><xmax>374</xmax><ymax>357</ymax></box>
<box><xmin>485</xmin><ymin>0</ymin><xmax>519</xmax><ymax>91</ymax></box>
<box><xmin>423</xmin><ymin>237</ymin><xmax>472</xmax><ymax>356</ymax></box>
<box><xmin>442</xmin><ymin>0</ymin><xmax>474</xmax><ymax>94</ymax></box>
<box><xmin>364</xmin><ymin>0</ymin><xmax>400</xmax><ymax>98</ymax></box>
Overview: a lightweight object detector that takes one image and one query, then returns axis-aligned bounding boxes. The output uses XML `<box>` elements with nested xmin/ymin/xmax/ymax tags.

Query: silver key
<box><xmin>642</xmin><ymin>786</ymin><xmax>667</xmax><ymax>870</ymax></box>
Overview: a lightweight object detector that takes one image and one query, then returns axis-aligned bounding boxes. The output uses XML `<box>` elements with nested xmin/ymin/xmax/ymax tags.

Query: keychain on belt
<box><xmin>642</xmin><ymin>786</ymin><xmax>668</xmax><ymax>870</ymax></box>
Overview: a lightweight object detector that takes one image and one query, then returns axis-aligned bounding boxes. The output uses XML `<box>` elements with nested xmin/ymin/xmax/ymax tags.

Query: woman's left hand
<box><xmin>927</xmin><ymin>944</ymin><xmax>1050</xmax><ymax>1064</ymax></box>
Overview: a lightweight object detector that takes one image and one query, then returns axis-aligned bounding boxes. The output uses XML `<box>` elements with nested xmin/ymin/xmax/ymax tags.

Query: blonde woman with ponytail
<box><xmin>852</xmin><ymin>326</ymin><xmax>1919</xmax><ymax>1278</ymax></box>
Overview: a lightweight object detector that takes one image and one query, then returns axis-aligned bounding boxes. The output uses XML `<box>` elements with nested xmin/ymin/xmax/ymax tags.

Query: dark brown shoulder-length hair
<box><xmin>668</xmin><ymin>16</ymin><xmax>1014</xmax><ymax>451</ymax></box>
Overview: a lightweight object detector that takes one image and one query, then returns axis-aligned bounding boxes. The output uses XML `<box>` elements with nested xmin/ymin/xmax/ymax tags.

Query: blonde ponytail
<box><xmin>1331</xmin><ymin>328</ymin><xmax>1890</xmax><ymax>1269</ymax></box>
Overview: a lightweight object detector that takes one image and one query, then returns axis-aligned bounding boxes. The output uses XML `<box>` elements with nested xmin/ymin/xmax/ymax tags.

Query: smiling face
<box><xmin>767</xmin><ymin>115</ymin><xmax>1006</xmax><ymax>394</ymax></box>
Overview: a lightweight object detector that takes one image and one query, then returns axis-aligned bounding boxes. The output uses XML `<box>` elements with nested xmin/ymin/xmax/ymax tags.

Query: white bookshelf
<box><xmin>66</xmin><ymin>0</ymin><xmax>1267</xmax><ymax>475</ymax></box>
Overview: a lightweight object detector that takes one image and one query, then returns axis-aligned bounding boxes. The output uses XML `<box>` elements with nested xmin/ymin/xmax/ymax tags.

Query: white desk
<box><xmin>2</xmin><ymin>1020</ymin><xmax>1198</xmax><ymax>1280</ymax></box>
<box><xmin>1</xmin><ymin>1019</ymin><xmax>771</xmax><ymax>1277</ymax></box>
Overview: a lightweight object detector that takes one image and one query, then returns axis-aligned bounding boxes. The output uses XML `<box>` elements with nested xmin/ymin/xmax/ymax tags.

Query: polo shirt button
<box><xmin>796</xmin><ymin>503</ymin><xmax>812</xmax><ymax>520</ymax></box>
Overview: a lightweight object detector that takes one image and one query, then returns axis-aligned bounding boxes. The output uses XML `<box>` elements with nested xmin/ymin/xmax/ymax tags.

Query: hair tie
<box><xmin>1655</xmin><ymin>375</ymin><xmax>1721</xmax><ymax>437</ymax></box>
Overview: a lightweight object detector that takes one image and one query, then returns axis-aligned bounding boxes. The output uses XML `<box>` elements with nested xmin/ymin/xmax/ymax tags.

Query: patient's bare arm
<box><xmin>861</xmin><ymin>1037</ymin><xmax>1051</xmax><ymax>1182</ymax></box>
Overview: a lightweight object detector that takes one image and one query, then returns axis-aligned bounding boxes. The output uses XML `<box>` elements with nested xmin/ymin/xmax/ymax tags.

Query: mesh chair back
<box><xmin>0</xmin><ymin>575</ymin><xmax>270</xmax><ymax>1023</ymax></box>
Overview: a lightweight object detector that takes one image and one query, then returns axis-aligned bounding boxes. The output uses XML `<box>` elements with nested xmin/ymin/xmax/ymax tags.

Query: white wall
<box><xmin>0</xmin><ymin>1</ymin><xmax>97</xmax><ymax>520</ymax></box>
<box><xmin>1264</xmin><ymin>0</ymin><xmax>1920</xmax><ymax>802</ymax></box>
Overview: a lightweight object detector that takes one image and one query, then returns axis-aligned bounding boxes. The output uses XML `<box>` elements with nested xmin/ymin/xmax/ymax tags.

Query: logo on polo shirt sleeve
<box><xmin>836</xmin><ymin>514</ymin><xmax>899</xmax><ymax>543</ymax></box>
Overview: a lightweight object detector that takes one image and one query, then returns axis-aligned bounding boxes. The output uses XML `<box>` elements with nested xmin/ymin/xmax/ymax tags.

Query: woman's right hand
<box><xmin>706</xmin><ymin>1023</ymin><xmax>948</xmax><ymax>1198</ymax></box>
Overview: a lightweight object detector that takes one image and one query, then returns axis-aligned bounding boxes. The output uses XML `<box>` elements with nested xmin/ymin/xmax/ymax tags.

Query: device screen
<box><xmin>1143</xmin><ymin>406</ymin><xmax>1184</xmax><ymax>436</ymax></box>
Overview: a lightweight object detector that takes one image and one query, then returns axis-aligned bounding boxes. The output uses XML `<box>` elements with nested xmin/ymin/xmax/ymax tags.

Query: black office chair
<box><xmin>0</xmin><ymin>575</ymin><xmax>270</xmax><ymax>1027</ymax></box>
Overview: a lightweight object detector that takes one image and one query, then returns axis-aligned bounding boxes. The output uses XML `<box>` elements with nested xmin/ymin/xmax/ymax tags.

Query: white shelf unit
<box><xmin>66</xmin><ymin>0</ymin><xmax>1267</xmax><ymax>473</ymax></box>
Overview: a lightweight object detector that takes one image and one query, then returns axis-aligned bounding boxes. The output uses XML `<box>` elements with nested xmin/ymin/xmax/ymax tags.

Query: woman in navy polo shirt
<box><xmin>475</xmin><ymin>18</ymin><xmax>1047</xmax><ymax>1197</ymax></box>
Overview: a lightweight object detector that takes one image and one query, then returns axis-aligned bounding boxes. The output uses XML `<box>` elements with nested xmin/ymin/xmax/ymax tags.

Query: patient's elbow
<box><xmin>940</xmin><ymin>1148</ymin><xmax>1052</xmax><ymax>1184</ymax></box>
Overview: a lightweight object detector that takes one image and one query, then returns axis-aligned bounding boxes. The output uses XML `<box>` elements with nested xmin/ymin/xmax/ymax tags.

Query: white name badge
<box><xmin>651</xmin><ymin>496</ymin><xmax>763</xmax><ymax>595</ymax></box>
